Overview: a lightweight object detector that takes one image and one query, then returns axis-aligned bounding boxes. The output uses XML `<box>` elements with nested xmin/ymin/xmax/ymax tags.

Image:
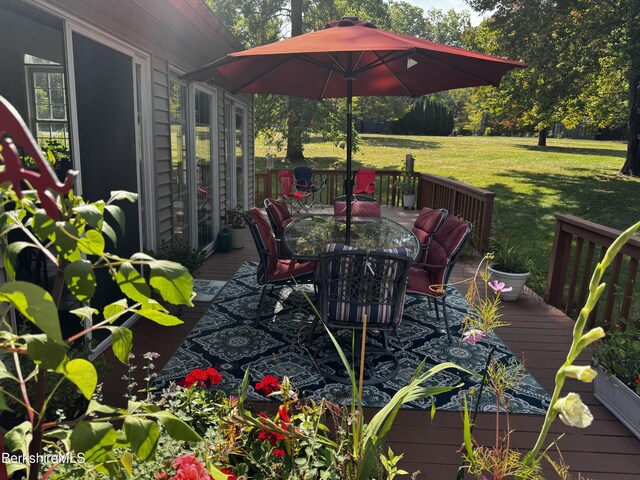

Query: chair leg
<box><xmin>256</xmin><ymin>284</ymin><xmax>268</xmax><ymax>325</ymax></box>
<box><xmin>307</xmin><ymin>316</ymin><xmax>320</xmax><ymax>344</ymax></box>
<box><xmin>442</xmin><ymin>296</ymin><xmax>452</xmax><ymax>343</ymax></box>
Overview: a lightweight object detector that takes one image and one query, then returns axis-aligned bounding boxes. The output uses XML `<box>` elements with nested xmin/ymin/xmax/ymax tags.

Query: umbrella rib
<box><xmin>415</xmin><ymin>50</ymin><xmax>503</xmax><ymax>86</ymax></box>
<box><xmin>320</xmin><ymin>68</ymin><xmax>333</xmax><ymax>99</ymax></box>
<box><xmin>354</xmin><ymin>50</ymin><xmax>413</xmax><ymax>75</ymax></box>
<box><xmin>232</xmin><ymin>55</ymin><xmax>297</xmax><ymax>92</ymax></box>
<box><xmin>372</xmin><ymin>51</ymin><xmax>414</xmax><ymax>96</ymax></box>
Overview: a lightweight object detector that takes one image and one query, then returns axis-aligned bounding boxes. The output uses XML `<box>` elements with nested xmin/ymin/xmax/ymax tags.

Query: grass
<box><xmin>255</xmin><ymin>134</ymin><xmax>639</xmax><ymax>279</ymax></box>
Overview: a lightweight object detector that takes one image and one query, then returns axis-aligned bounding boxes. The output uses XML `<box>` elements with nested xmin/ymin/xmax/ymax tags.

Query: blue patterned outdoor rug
<box><xmin>156</xmin><ymin>262</ymin><xmax>550</xmax><ymax>413</ymax></box>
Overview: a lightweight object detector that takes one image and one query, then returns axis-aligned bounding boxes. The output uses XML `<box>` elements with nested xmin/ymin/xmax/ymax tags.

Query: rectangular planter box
<box><xmin>593</xmin><ymin>366</ymin><xmax>640</xmax><ymax>440</ymax></box>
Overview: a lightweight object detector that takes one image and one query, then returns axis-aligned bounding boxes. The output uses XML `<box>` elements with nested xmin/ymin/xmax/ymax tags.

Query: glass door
<box><xmin>170</xmin><ymin>81</ymin><xmax>190</xmax><ymax>244</ymax></box>
<box><xmin>224</xmin><ymin>101</ymin><xmax>247</xmax><ymax>212</ymax></box>
<box><xmin>194</xmin><ymin>89</ymin><xmax>215</xmax><ymax>251</ymax></box>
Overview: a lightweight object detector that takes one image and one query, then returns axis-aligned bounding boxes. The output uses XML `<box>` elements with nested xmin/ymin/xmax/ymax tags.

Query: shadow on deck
<box><xmin>103</xmin><ymin>206</ymin><xmax>640</xmax><ymax>479</ymax></box>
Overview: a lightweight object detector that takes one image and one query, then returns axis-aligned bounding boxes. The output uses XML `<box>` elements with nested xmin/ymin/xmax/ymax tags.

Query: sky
<box><xmin>406</xmin><ymin>0</ymin><xmax>485</xmax><ymax>25</ymax></box>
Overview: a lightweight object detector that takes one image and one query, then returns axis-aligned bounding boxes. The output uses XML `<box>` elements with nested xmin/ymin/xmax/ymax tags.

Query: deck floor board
<box><xmin>102</xmin><ymin>206</ymin><xmax>640</xmax><ymax>479</ymax></box>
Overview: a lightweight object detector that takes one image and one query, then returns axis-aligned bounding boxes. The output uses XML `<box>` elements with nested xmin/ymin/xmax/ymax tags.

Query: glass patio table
<box><xmin>283</xmin><ymin>214</ymin><xmax>420</xmax><ymax>261</ymax></box>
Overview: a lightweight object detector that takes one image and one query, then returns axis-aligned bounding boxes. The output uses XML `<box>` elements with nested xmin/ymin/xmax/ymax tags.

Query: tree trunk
<box><xmin>285</xmin><ymin>0</ymin><xmax>304</xmax><ymax>163</ymax></box>
<box><xmin>621</xmin><ymin>73</ymin><xmax>640</xmax><ymax>176</ymax></box>
<box><xmin>537</xmin><ymin>127</ymin><xmax>547</xmax><ymax>147</ymax></box>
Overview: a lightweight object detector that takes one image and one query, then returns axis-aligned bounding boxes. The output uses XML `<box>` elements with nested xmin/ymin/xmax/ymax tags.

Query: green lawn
<box><xmin>256</xmin><ymin>134</ymin><xmax>640</xmax><ymax>279</ymax></box>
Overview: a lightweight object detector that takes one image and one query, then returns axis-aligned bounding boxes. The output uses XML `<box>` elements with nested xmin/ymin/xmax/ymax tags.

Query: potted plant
<box><xmin>224</xmin><ymin>204</ymin><xmax>246</xmax><ymax>248</ymax></box>
<box><xmin>398</xmin><ymin>172</ymin><xmax>416</xmax><ymax>209</ymax></box>
<box><xmin>592</xmin><ymin>320</ymin><xmax>640</xmax><ymax>440</ymax></box>
<box><xmin>487</xmin><ymin>235</ymin><xmax>531</xmax><ymax>301</ymax></box>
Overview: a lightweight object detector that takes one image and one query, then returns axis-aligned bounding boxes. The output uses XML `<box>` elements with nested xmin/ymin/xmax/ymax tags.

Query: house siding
<box><xmin>40</xmin><ymin>0</ymin><xmax>253</xmax><ymax>247</ymax></box>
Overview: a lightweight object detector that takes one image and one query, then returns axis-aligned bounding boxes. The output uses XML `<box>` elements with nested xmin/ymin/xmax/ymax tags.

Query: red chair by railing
<box><xmin>278</xmin><ymin>170</ymin><xmax>311</xmax><ymax>213</ymax></box>
<box><xmin>411</xmin><ymin>207</ymin><xmax>448</xmax><ymax>264</ymax></box>
<box><xmin>353</xmin><ymin>169</ymin><xmax>376</xmax><ymax>195</ymax></box>
<box><xmin>407</xmin><ymin>216</ymin><xmax>473</xmax><ymax>342</ymax></box>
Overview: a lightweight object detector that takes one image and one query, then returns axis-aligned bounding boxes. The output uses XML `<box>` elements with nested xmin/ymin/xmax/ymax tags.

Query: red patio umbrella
<box><xmin>185</xmin><ymin>17</ymin><xmax>525</xmax><ymax>241</ymax></box>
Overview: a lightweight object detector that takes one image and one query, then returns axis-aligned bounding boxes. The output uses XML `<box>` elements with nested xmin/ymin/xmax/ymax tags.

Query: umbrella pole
<box><xmin>345</xmin><ymin>77</ymin><xmax>353</xmax><ymax>244</ymax></box>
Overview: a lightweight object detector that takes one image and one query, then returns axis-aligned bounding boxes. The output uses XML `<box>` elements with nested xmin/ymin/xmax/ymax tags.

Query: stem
<box><xmin>12</xmin><ymin>349</ymin><xmax>34</xmax><ymax>424</ymax></box>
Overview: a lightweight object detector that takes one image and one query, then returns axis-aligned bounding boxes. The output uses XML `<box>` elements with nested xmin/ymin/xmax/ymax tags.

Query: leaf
<box><xmin>73</xmin><ymin>204</ymin><xmax>104</xmax><ymax>229</ymax></box>
<box><xmin>430</xmin><ymin>397</ymin><xmax>437</xmax><ymax>421</ymax></box>
<box><xmin>0</xmin><ymin>281</ymin><xmax>62</xmax><ymax>344</ymax></box>
<box><xmin>149</xmin><ymin>410</ymin><xmax>202</xmax><ymax>442</ymax></box>
<box><xmin>104</xmin><ymin>326</ymin><xmax>133</xmax><ymax>363</ymax></box>
<box><xmin>3</xmin><ymin>241</ymin><xmax>36</xmax><ymax>281</ymax></box>
<box><xmin>64</xmin><ymin>260</ymin><xmax>96</xmax><ymax>302</ymax></box>
<box><xmin>4</xmin><ymin>421</ymin><xmax>32</xmax><ymax>457</ymax></box>
<box><xmin>85</xmin><ymin>400</ymin><xmax>124</xmax><ymax>417</ymax></box>
<box><xmin>116</xmin><ymin>262</ymin><xmax>150</xmax><ymax>304</ymax></box>
<box><xmin>149</xmin><ymin>260</ymin><xmax>193</xmax><ymax>306</ymax></box>
<box><xmin>62</xmin><ymin>359</ymin><xmax>98</xmax><ymax>399</ymax></box>
<box><xmin>0</xmin><ymin>391</ymin><xmax>10</xmax><ymax>411</ymax></box>
<box><xmin>108</xmin><ymin>190</ymin><xmax>138</xmax><ymax>204</ymax></box>
<box><xmin>54</xmin><ymin>221</ymin><xmax>79</xmax><ymax>255</ymax></box>
<box><xmin>120</xmin><ymin>451</ymin><xmax>134</xmax><ymax>477</ymax></box>
<box><xmin>101</xmin><ymin>221</ymin><xmax>117</xmax><ymax>246</ymax></box>
<box><xmin>78</xmin><ymin>229</ymin><xmax>105</xmax><ymax>256</ymax></box>
<box><xmin>70</xmin><ymin>422</ymin><xmax>117</xmax><ymax>463</ymax></box>
<box><xmin>103</xmin><ymin>299</ymin><xmax>129</xmax><ymax>323</ymax></box>
<box><xmin>32</xmin><ymin>209</ymin><xmax>56</xmax><ymax>240</ymax></box>
<box><xmin>124</xmin><ymin>417</ymin><xmax>160</xmax><ymax>461</ymax></box>
<box><xmin>105</xmin><ymin>205</ymin><xmax>125</xmax><ymax>234</ymax></box>
<box><xmin>69</xmin><ymin>306</ymin><xmax>99</xmax><ymax>323</ymax></box>
<box><xmin>25</xmin><ymin>334</ymin><xmax>67</xmax><ymax>370</ymax></box>
<box><xmin>137</xmin><ymin>308</ymin><xmax>183</xmax><ymax>326</ymax></box>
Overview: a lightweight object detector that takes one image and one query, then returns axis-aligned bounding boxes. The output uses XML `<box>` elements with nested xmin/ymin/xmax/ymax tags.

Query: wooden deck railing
<box><xmin>547</xmin><ymin>214</ymin><xmax>640</xmax><ymax>328</ymax></box>
<box><xmin>255</xmin><ymin>169</ymin><xmax>495</xmax><ymax>251</ymax></box>
<box><xmin>416</xmin><ymin>173</ymin><xmax>495</xmax><ymax>252</ymax></box>
<box><xmin>255</xmin><ymin>170</ymin><xmax>407</xmax><ymax>207</ymax></box>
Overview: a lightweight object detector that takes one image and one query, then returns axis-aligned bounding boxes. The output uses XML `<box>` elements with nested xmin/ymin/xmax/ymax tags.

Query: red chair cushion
<box><xmin>267</xmin><ymin>258</ymin><xmax>317</xmax><ymax>281</ymax></box>
<box><xmin>414</xmin><ymin>207</ymin><xmax>445</xmax><ymax>232</ymax></box>
<box><xmin>407</xmin><ymin>266</ymin><xmax>445</xmax><ymax>298</ymax></box>
<box><xmin>246</xmin><ymin>208</ymin><xmax>278</xmax><ymax>274</ymax></box>
<box><xmin>333</xmin><ymin>200</ymin><xmax>381</xmax><ymax>217</ymax></box>
<box><xmin>267</xmin><ymin>198</ymin><xmax>292</xmax><ymax>232</ymax></box>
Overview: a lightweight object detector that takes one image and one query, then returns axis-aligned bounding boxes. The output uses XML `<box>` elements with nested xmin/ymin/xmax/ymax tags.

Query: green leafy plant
<box><xmin>150</xmin><ymin>237</ymin><xmax>206</xmax><ymax>275</ymax></box>
<box><xmin>489</xmin><ymin>234</ymin><xmax>531</xmax><ymax>274</ymax></box>
<box><xmin>224</xmin><ymin>204</ymin><xmax>246</xmax><ymax>229</ymax></box>
<box><xmin>592</xmin><ymin>319</ymin><xmax>640</xmax><ymax>395</ymax></box>
<box><xmin>0</xmin><ymin>145</ymin><xmax>201</xmax><ymax>478</ymax></box>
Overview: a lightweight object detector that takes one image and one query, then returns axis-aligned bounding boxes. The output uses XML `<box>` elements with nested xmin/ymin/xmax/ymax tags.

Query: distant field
<box><xmin>255</xmin><ymin>134</ymin><xmax>639</xmax><ymax>278</ymax></box>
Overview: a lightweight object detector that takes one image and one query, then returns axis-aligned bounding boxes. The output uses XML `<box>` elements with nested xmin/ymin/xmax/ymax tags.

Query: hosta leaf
<box><xmin>62</xmin><ymin>358</ymin><xmax>98</xmax><ymax>399</ymax></box>
<box><xmin>78</xmin><ymin>229</ymin><xmax>105</xmax><ymax>256</ymax></box>
<box><xmin>0</xmin><ymin>281</ymin><xmax>62</xmax><ymax>344</ymax></box>
<box><xmin>64</xmin><ymin>260</ymin><xmax>96</xmax><ymax>302</ymax></box>
<box><xmin>124</xmin><ymin>417</ymin><xmax>160</xmax><ymax>460</ymax></box>
<box><xmin>149</xmin><ymin>260</ymin><xmax>193</xmax><ymax>306</ymax></box>
<box><xmin>116</xmin><ymin>262</ymin><xmax>150</xmax><ymax>303</ymax></box>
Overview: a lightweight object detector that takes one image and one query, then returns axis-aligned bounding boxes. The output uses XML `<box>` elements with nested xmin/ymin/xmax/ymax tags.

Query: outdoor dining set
<box><xmin>243</xmin><ymin>183</ymin><xmax>473</xmax><ymax>384</ymax></box>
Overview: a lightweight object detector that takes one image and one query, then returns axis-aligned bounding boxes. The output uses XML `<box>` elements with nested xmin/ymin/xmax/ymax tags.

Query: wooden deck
<box><xmin>102</xmin><ymin>207</ymin><xmax>640</xmax><ymax>479</ymax></box>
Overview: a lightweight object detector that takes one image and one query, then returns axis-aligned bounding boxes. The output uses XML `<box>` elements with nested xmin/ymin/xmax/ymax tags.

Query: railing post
<box><xmin>481</xmin><ymin>192</ymin><xmax>495</xmax><ymax>253</ymax></box>
<box><xmin>546</xmin><ymin>215</ymin><xmax>573</xmax><ymax>308</ymax></box>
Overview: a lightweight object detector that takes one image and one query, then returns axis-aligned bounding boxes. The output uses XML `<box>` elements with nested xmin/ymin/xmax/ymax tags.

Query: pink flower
<box><xmin>171</xmin><ymin>455</ymin><xmax>211</xmax><ymax>480</ymax></box>
<box><xmin>462</xmin><ymin>329</ymin><xmax>484</xmax><ymax>345</ymax></box>
<box><xmin>488</xmin><ymin>280</ymin><xmax>513</xmax><ymax>294</ymax></box>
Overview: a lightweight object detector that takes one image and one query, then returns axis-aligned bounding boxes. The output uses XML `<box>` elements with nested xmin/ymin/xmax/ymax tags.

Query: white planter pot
<box><xmin>594</xmin><ymin>365</ymin><xmax>640</xmax><ymax>440</ymax></box>
<box><xmin>230</xmin><ymin>227</ymin><xmax>245</xmax><ymax>249</ymax></box>
<box><xmin>488</xmin><ymin>266</ymin><xmax>530</xmax><ymax>301</ymax></box>
<box><xmin>402</xmin><ymin>194</ymin><xmax>415</xmax><ymax>209</ymax></box>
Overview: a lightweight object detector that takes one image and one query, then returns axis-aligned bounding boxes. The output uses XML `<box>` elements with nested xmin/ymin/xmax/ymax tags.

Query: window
<box><xmin>25</xmin><ymin>55</ymin><xmax>69</xmax><ymax>148</ymax></box>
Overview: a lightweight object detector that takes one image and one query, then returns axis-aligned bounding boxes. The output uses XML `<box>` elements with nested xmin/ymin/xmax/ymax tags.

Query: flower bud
<box><xmin>578</xmin><ymin>327</ymin><xmax>605</xmax><ymax>348</ymax></box>
<box><xmin>554</xmin><ymin>393</ymin><xmax>593</xmax><ymax>428</ymax></box>
<box><xmin>562</xmin><ymin>365</ymin><xmax>597</xmax><ymax>383</ymax></box>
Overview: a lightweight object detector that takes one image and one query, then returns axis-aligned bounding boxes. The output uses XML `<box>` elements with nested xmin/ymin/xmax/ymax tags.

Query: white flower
<box><xmin>562</xmin><ymin>365</ymin><xmax>598</xmax><ymax>383</ymax></box>
<box><xmin>554</xmin><ymin>393</ymin><xmax>593</xmax><ymax>428</ymax></box>
<box><xmin>578</xmin><ymin>327</ymin><xmax>605</xmax><ymax>347</ymax></box>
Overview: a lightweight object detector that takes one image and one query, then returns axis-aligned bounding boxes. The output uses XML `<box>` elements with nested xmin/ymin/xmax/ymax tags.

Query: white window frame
<box><xmin>226</xmin><ymin>97</ymin><xmax>249</xmax><ymax>210</ymax></box>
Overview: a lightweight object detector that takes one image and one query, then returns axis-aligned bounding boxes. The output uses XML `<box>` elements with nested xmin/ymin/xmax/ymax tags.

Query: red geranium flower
<box><xmin>278</xmin><ymin>405</ymin><xmax>290</xmax><ymax>425</ymax></box>
<box><xmin>635</xmin><ymin>376</ymin><xmax>640</xmax><ymax>386</ymax></box>
<box><xmin>273</xmin><ymin>448</ymin><xmax>286</xmax><ymax>458</ymax></box>
<box><xmin>178</xmin><ymin>368</ymin><xmax>222</xmax><ymax>388</ymax></box>
<box><xmin>170</xmin><ymin>455</ymin><xmax>211</xmax><ymax>480</ymax></box>
<box><xmin>255</xmin><ymin>375</ymin><xmax>280</xmax><ymax>395</ymax></box>
<box><xmin>220</xmin><ymin>469</ymin><xmax>237</xmax><ymax>480</ymax></box>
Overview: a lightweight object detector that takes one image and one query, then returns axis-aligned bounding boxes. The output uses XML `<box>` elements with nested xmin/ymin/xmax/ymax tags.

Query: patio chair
<box><xmin>411</xmin><ymin>207</ymin><xmax>448</xmax><ymax>264</ymax></box>
<box><xmin>333</xmin><ymin>199</ymin><xmax>381</xmax><ymax>217</ymax></box>
<box><xmin>407</xmin><ymin>216</ymin><xmax>473</xmax><ymax>342</ymax></box>
<box><xmin>244</xmin><ymin>208</ymin><xmax>317</xmax><ymax>323</ymax></box>
<box><xmin>264</xmin><ymin>197</ymin><xmax>293</xmax><ymax>258</ymax></box>
<box><xmin>310</xmin><ymin>243</ymin><xmax>412</xmax><ymax>384</ymax></box>
<box><xmin>293</xmin><ymin>166</ymin><xmax>327</xmax><ymax>210</ymax></box>
<box><xmin>353</xmin><ymin>169</ymin><xmax>376</xmax><ymax>195</ymax></box>
<box><xmin>279</xmin><ymin>170</ymin><xmax>311</xmax><ymax>213</ymax></box>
